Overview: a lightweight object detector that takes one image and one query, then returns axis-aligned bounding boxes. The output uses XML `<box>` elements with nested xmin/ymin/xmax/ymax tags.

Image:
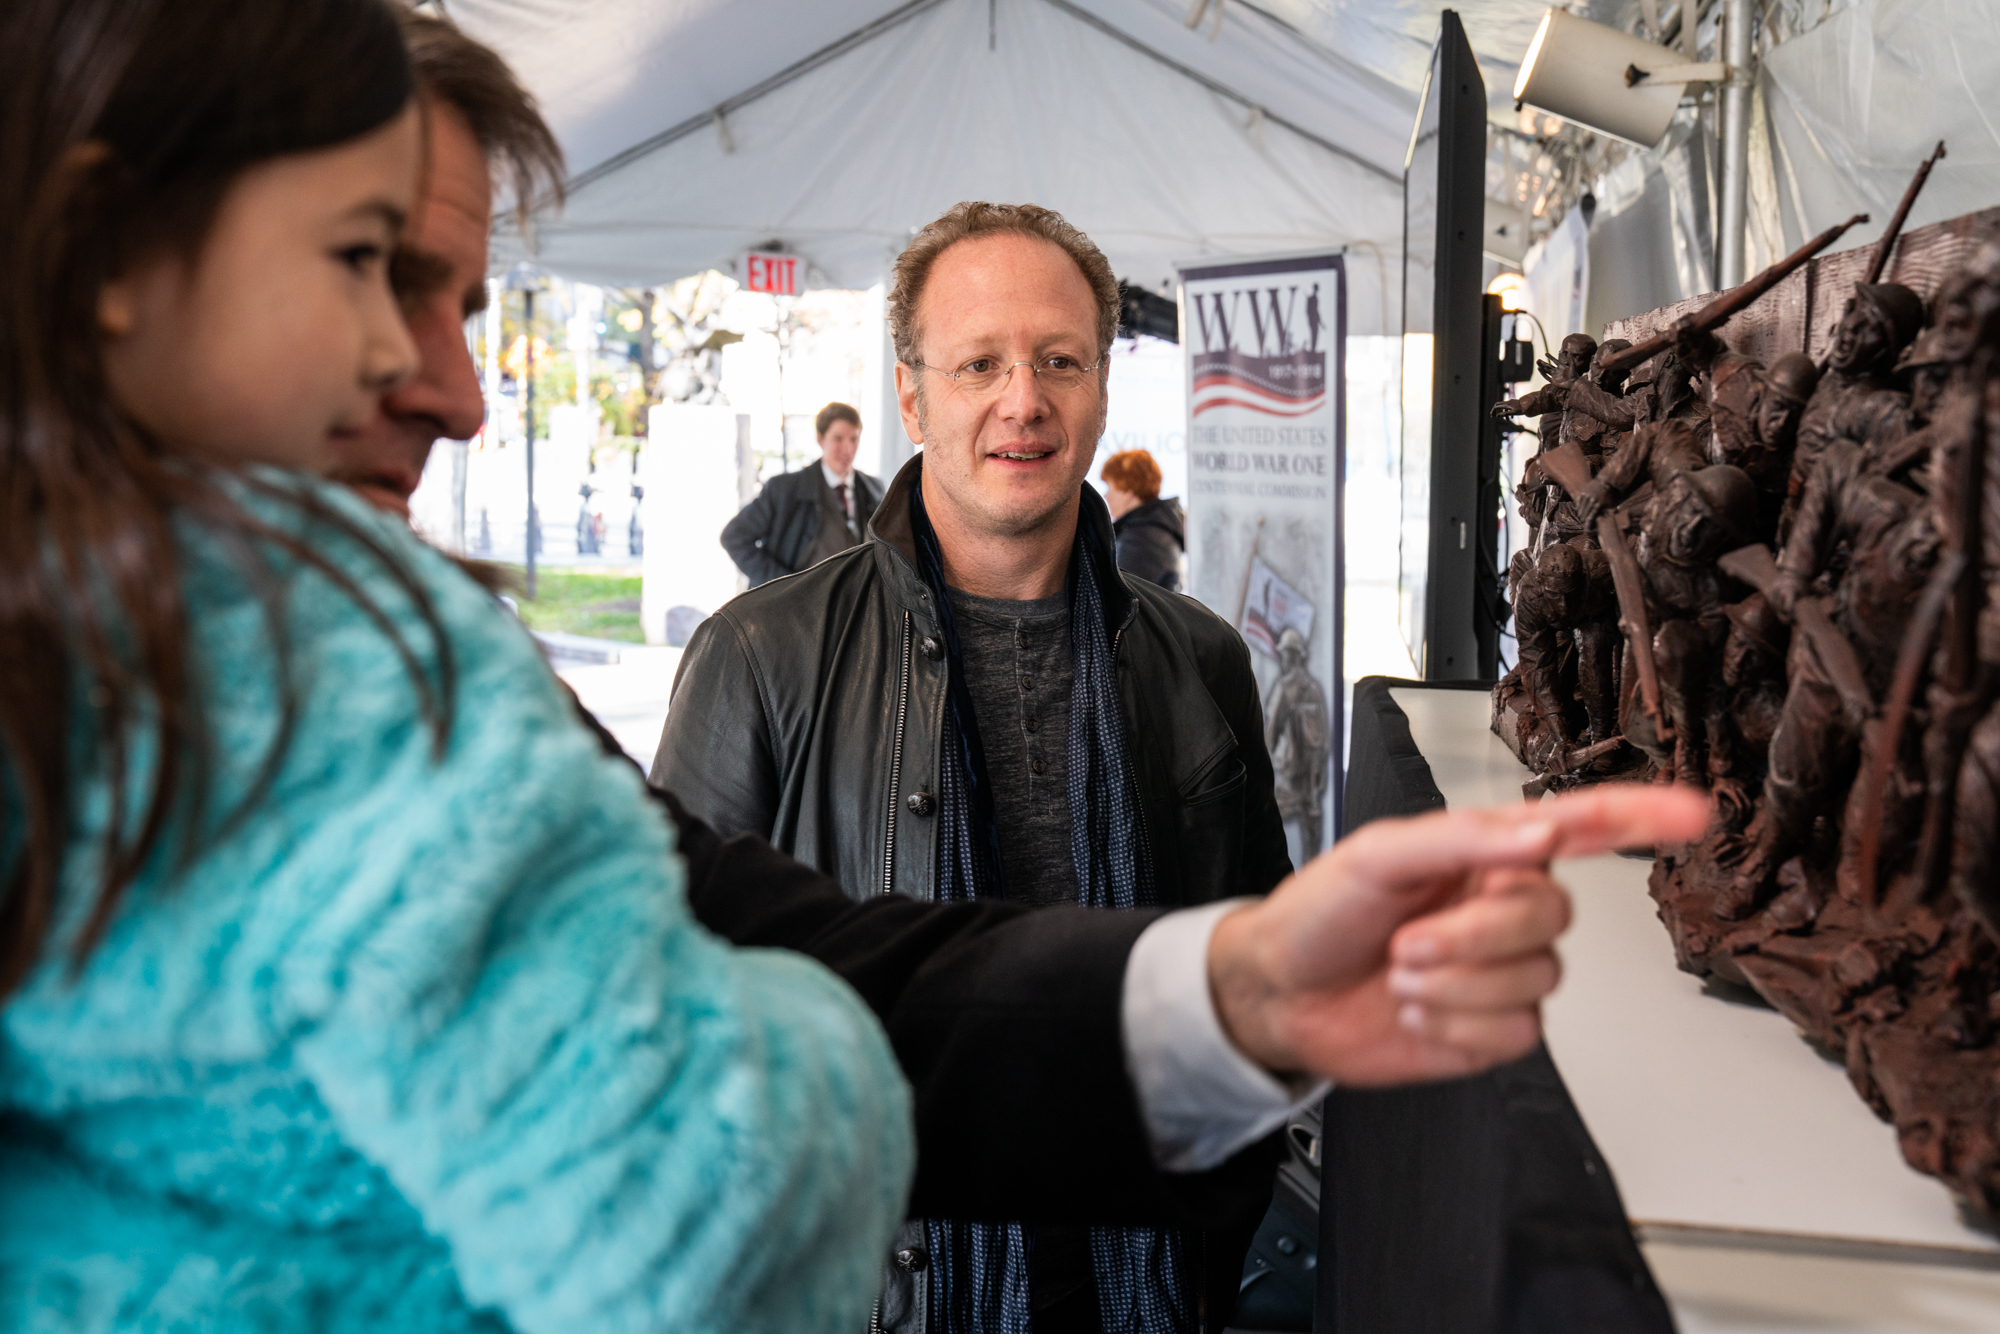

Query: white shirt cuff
<box><xmin>1121</xmin><ymin>898</ymin><xmax>1330</xmax><ymax>1173</ymax></box>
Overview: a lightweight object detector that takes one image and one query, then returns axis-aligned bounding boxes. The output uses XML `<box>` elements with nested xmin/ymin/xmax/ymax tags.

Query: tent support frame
<box><xmin>1038</xmin><ymin>0</ymin><xmax>1398</xmax><ymax>183</ymax></box>
<box><xmin>563</xmin><ymin>0</ymin><xmax>954</xmax><ymax>196</ymax></box>
<box><xmin>561</xmin><ymin>0</ymin><xmax>1400</xmax><ymax>205</ymax></box>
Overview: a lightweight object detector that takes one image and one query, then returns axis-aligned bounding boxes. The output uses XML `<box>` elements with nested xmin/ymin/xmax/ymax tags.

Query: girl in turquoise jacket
<box><xmin>0</xmin><ymin>1</ymin><xmax>912</xmax><ymax>1330</ymax></box>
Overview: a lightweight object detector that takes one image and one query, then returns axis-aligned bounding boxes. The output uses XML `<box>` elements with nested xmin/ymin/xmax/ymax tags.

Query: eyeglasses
<box><xmin>914</xmin><ymin>353</ymin><xmax>1104</xmax><ymax>398</ymax></box>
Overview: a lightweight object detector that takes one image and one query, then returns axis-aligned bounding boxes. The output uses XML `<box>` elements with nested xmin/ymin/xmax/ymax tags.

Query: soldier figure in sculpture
<box><xmin>1553</xmin><ymin>337</ymin><xmax>1644</xmax><ymax>455</ymax></box>
<box><xmin>1708</xmin><ymin>590</ymin><xmax>1792</xmax><ymax>824</ymax></box>
<box><xmin>1909</xmin><ymin>245</ymin><xmax>2000</xmax><ymax>936</ymax></box>
<box><xmin>1783</xmin><ymin>282</ymin><xmax>1925</xmax><ymax>537</ymax></box>
<box><xmin>1496</xmin><ymin>333</ymin><xmax>1597</xmax><ymax>550</ymax></box>
<box><xmin>1492</xmin><ymin>333</ymin><xmax>1599</xmax><ymax>429</ymax></box>
<box><xmin>1505</xmin><ymin>541</ymin><xmax>1620</xmax><ymax>772</ymax></box>
<box><xmin>1570</xmin><ymin>342</ymin><xmax>1715</xmax><ymax>528</ymax></box>
<box><xmin>1718</xmin><ymin>387</ymin><xmax>1944</xmax><ymax>916</ymax></box>
<box><xmin>1665</xmin><ymin>324</ymin><xmax>1820</xmax><ymax>530</ymax></box>
<box><xmin>1622</xmin><ymin>465</ymin><xmax>1760</xmax><ymax>786</ymax></box>
<box><xmin>1265</xmin><ymin>626</ymin><xmax>1330</xmax><ymax>858</ymax></box>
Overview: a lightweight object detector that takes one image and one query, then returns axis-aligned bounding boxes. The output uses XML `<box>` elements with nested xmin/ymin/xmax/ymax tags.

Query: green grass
<box><xmin>501</xmin><ymin>566</ymin><xmax>645</xmax><ymax>643</ymax></box>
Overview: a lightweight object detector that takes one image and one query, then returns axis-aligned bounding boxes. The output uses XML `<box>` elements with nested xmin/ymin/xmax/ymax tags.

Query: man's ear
<box><xmin>895</xmin><ymin>362</ymin><xmax>924</xmax><ymax>446</ymax></box>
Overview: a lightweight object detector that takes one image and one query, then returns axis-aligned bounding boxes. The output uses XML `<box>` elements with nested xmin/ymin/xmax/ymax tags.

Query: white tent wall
<box><xmin>1761</xmin><ymin>0</ymin><xmax>2000</xmax><ymax>254</ymax></box>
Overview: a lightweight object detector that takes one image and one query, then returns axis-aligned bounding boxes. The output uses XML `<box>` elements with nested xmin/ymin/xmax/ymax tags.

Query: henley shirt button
<box><xmin>907</xmin><ymin>791</ymin><xmax>936</xmax><ymax>817</ymax></box>
<box><xmin>1031</xmin><ymin>758</ymin><xmax>1046</xmax><ymax>775</ymax></box>
<box><xmin>1023</xmin><ymin>717</ymin><xmax>1038</xmax><ymax>733</ymax></box>
<box><xmin>1016</xmin><ymin>630</ymin><xmax>1030</xmax><ymax>649</ymax></box>
<box><xmin>921</xmin><ymin>636</ymin><xmax>943</xmax><ymax>660</ymax></box>
<box><xmin>1020</xmin><ymin>674</ymin><xmax>1033</xmax><ymax>690</ymax></box>
<box><xmin>893</xmin><ymin>1246</ymin><xmax>930</xmax><ymax>1273</ymax></box>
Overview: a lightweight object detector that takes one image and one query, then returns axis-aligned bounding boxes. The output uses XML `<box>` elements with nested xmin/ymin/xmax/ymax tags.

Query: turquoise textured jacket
<box><xmin>0</xmin><ymin>475</ymin><xmax>913</xmax><ymax>1333</ymax></box>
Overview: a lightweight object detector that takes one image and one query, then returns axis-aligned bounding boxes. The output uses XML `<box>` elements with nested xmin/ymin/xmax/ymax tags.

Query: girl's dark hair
<box><xmin>0</xmin><ymin>0</ymin><xmax>452</xmax><ymax>998</ymax></box>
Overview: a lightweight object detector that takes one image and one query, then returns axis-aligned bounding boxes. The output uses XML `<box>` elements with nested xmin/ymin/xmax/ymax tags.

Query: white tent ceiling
<box><xmin>455</xmin><ymin>0</ymin><xmax>1589</xmax><ymax>333</ymax></box>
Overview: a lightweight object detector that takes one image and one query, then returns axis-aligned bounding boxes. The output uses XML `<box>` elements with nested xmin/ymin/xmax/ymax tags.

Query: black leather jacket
<box><xmin>656</xmin><ymin>455</ymin><xmax>1290</xmax><ymax>911</ymax></box>
<box><xmin>652</xmin><ymin>455</ymin><xmax>1292</xmax><ymax>1332</ymax></box>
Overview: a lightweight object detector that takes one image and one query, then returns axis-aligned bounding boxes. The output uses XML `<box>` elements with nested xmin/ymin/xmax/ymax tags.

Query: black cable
<box><xmin>1512</xmin><ymin>308</ymin><xmax>1555</xmax><ymax>363</ymax></box>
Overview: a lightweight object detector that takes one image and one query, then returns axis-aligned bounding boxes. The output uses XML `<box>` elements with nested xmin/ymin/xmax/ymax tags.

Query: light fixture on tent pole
<box><xmin>1511</xmin><ymin>8</ymin><xmax>1723</xmax><ymax>148</ymax></box>
<box><xmin>1512</xmin><ymin>4</ymin><xmax>1758</xmax><ymax>288</ymax></box>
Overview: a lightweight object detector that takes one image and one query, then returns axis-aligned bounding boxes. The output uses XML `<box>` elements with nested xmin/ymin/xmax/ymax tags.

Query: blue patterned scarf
<box><xmin>912</xmin><ymin>480</ymin><xmax>1192</xmax><ymax>1334</ymax></box>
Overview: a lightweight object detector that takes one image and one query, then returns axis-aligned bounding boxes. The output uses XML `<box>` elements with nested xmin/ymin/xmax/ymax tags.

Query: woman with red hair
<box><xmin>1100</xmin><ymin>449</ymin><xmax>1185</xmax><ymax>590</ymax></box>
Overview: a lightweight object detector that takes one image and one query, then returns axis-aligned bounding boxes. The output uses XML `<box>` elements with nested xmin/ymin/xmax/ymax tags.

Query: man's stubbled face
<box><xmin>327</xmin><ymin>99</ymin><xmax>492</xmax><ymax>516</ymax></box>
<box><xmin>895</xmin><ymin>232</ymin><xmax>1107</xmax><ymax>551</ymax></box>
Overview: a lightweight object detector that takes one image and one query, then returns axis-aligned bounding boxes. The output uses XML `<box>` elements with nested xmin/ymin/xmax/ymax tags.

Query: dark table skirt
<box><xmin>1315</xmin><ymin>677</ymin><xmax>1676</xmax><ymax>1334</ymax></box>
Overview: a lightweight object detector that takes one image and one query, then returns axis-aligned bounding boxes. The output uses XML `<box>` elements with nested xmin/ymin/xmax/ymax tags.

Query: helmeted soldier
<box><xmin>1709</xmin><ymin>349</ymin><xmax>1819</xmax><ymax>528</ymax></box>
<box><xmin>1498</xmin><ymin>333</ymin><xmax>1600</xmax><ymax>550</ymax></box>
<box><xmin>1623</xmin><ymin>464</ymin><xmax>1760</xmax><ymax>785</ymax></box>
<box><xmin>1493</xmin><ymin>332</ymin><xmax>1599</xmax><ymax>431</ymax></box>
<box><xmin>1553</xmin><ymin>337</ymin><xmax>1645</xmax><ymax>457</ymax></box>
<box><xmin>1516</xmin><ymin>339</ymin><xmax>1648</xmax><ymax>554</ymax></box>
<box><xmin>1505</xmin><ymin>541</ymin><xmax>1620</xmax><ymax>772</ymax></box>
<box><xmin>1573</xmin><ymin>415</ymin><xmax>1709</xmax><ymax>527</ymax></box>
<box><xmin>1912</xmin><ymin>243</ymin><xmax>2000</xmax><ymax>937</ymax></box>
<box><xmin>1265</xmin><ymin>626</ymin><xmax>1330</xmax><ymax>857</ymax></box>
<box><xmin>1783</xmin><ymin>282</ymin><xmax>1925</xmax><ymax>537</ymax></box>
<box><xmin>1551</xmin><ymin>338</ymin><xmax>1639</xmax><ymax>456</ymax></box>
<box><xmin>1709</xmin><ymin>591</ymin><xmax>1791</xmax><ymax>824</ymax></box>
<box><xmin>1718</xmin><ymin>416</ymin><xmax>1941</xmax><ymax>916</ymax></box>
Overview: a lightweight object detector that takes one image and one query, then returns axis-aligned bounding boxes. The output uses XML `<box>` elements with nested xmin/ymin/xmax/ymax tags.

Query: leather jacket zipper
<box><xmin>884</xmin><ymin>611</ymin><xmax>912</xmax><ymax>896</ymax></box>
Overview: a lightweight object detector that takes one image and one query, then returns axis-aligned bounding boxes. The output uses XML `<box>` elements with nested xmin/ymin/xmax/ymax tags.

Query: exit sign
<box><xmin>743</xmin><ymin>251</ymin><xmax>799</xmax><ymax>296</ymax></box>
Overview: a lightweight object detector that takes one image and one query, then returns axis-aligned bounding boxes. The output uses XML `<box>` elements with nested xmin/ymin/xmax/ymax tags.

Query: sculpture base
<box><xmin>1651</xmin><ymin>848</ymin><xmax>2000</xmax><ymax>1220</ymax></box>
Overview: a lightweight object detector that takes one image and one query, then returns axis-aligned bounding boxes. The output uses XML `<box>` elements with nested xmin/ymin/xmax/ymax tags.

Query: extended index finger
<box><xmin>1329</xmin><ymin>804</ymin><xmax>1564</xmax><ymax>891</ymax></box>
<box><xmin>1327</xmin><ymin>784</ymin><xmax>1710</xmax><ymax>893</ymax></box>
<box><xmin>1532</xmin><ymin>784</ymin><xmax>1711</xmax><ymax>860</ymax></box>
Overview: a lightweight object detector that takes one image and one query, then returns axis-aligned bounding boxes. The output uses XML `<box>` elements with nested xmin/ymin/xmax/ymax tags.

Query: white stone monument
<box><xmin>640</xmin><ymin>404</ymin><xmax>749</xmax><ymax>646</ymax></box>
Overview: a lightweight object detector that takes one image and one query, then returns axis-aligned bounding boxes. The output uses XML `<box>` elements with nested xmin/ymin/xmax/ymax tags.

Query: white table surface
<box><xmin>1388</xmin><ymin>686</ymin><xmax>2000</xmax><ymax>1330</ymax></box>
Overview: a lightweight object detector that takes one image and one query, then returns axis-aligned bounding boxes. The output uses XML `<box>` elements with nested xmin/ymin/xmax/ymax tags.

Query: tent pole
<box><xmin>1716</xmin><ymin>0</ymin><xmax>1756</xmax><ymax>289</ymax></box>
<box><xmin>525</xmin><ymin>287</ymin><xmax>537</xmax><ymax>601</ymax></box>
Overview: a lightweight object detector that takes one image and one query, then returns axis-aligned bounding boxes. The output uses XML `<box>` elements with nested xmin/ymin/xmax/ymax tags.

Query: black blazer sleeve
<box><xmin>855</xmin><ymin>471</ymin><xmax>885</xmax><ymax>528</ymax></box>
<box><xmin>720</xmin><ymin>479</ymin><xmax>794</xmax><ymax>586</ymax></box>
<box><xmin>663</xmin><ymin>785</ymin><xmax>1280</xmax><ymax>1228</ymax></box>
<box><xmin>578</xmin><ymin>696</ymin><xmax>1278</xmax><ymax>1227</ymax></box>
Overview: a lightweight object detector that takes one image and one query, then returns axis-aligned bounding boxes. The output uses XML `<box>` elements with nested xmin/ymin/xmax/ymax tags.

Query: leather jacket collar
<box><xmin>864</xmin><ymin>453</ymin><xmax>1136</xmax><ymax>634</ymax></box>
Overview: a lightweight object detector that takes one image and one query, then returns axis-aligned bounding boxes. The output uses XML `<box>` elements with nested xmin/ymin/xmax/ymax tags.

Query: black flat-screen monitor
<box><xmin>1398</xmin><ymin>9</ymin><xmax>1499</xmax><ymax>681</ymax></box>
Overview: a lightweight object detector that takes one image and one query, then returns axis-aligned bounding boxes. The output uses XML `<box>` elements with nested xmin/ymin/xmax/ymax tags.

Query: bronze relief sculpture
<box><xmin>1489</xmin><ymin>152</ymin><xmax>2000</xmax><ymax>1216</ymax></box>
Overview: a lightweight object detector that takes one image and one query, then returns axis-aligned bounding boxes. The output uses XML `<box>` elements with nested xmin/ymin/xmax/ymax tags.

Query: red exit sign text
<box><xmin>744</xmin><ymin>251</ymin><xmax>799</xmax><ymax>296</ymax></box>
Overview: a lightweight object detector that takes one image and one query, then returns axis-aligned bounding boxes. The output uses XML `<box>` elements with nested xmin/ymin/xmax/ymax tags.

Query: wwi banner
<box><xmin>1181</xmin><ymin>254</ymin><xmax>1345</xmax><ymax>859</ymax></box>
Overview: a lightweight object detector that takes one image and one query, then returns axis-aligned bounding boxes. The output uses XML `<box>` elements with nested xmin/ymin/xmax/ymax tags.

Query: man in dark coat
<box><xmin>720</xmin><ymin>401</ymin><xmax>885</xmax><ymax>586</ymax></box>
<box><xmin>658</xmin><ymin>203</ymin><xmax>1300</xmax><ymax>1334</ymax></box>
<box><xmin>1101</xmin><ymin>447</ymin><xmax>1186</xmax><ymax>589</ymax></box>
